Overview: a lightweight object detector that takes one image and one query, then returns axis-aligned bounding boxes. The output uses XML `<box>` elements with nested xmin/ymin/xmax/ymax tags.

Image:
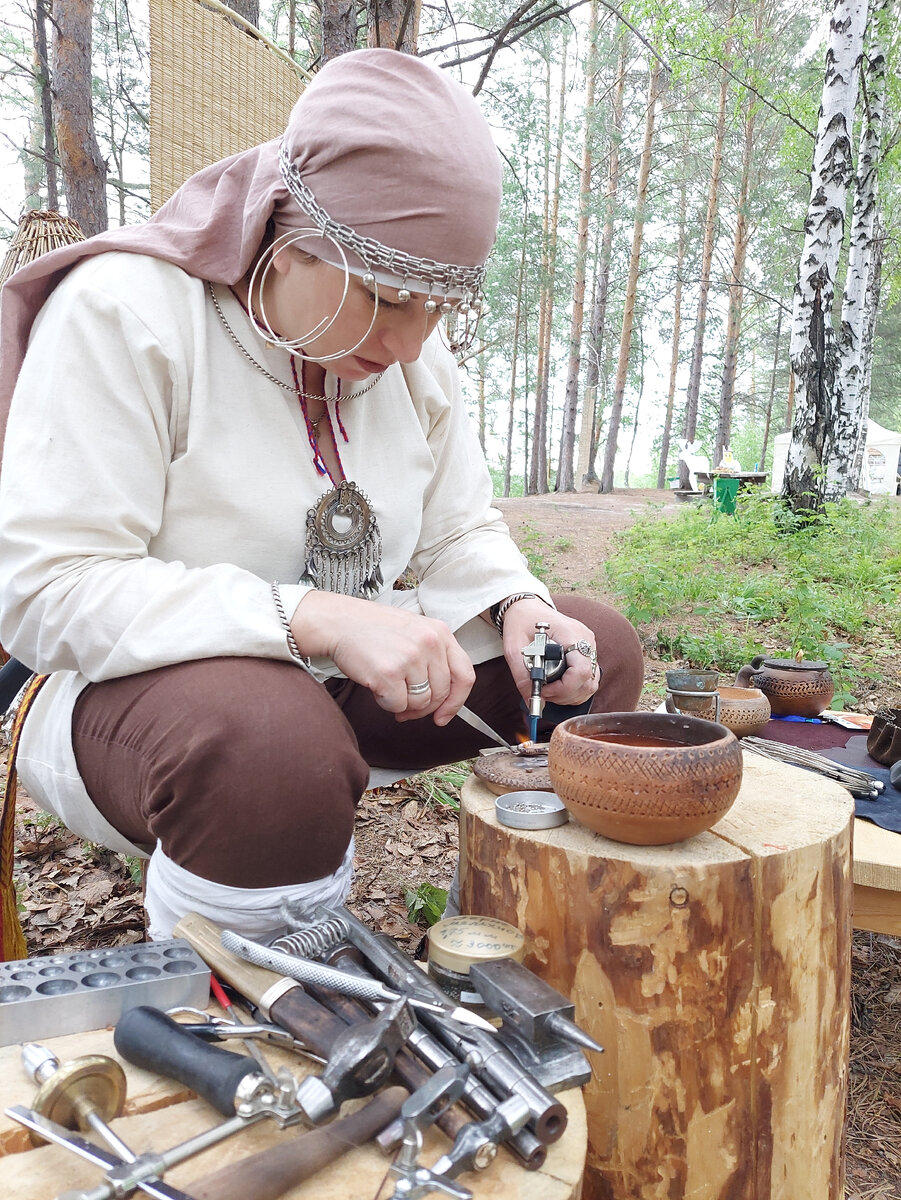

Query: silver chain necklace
<box><xmin>206</xmin><ymin>282</ymin><xmax>384</xmax><ymax>404</ymax></box>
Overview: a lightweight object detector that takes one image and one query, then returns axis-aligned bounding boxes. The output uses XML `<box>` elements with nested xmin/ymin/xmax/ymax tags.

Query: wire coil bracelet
<box><xmin>271</xmin><ymin>581</ymin><xmax>312</xmax><ymax>669</ymax></box>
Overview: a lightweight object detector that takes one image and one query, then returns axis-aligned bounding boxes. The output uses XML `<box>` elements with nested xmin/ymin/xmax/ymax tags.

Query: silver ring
<box><xmin>565</xmin><ymin>641</ymin><xmax>598</xmax><ymax>680</ymax></box>
<box><xmin>407</xmin><ymin>680</ymin><xmax>431</xmax><ymax>696</ymax></box>
<box><xmin>564</xmin><ymin>640</ymin><xmax>594</xmax><ymax>658</ymax></box>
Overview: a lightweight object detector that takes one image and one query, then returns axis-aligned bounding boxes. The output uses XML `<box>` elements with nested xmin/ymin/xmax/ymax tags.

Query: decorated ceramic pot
<box><xmin>716</xmin><ymin>686</ymin><xmax>771</xmax><ymax>738</ymax></box>
<box><xmin>734</xmin><ymin>655</ymin><xmax>834</xmax><ymax>718</ymax></box>
<box><xmin>547</xmin><ymin>712</ymin><xmax>743</xmax><ymax>845</ymax></box>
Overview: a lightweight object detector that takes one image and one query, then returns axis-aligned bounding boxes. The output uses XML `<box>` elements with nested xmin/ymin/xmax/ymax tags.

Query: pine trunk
<box><xmin>599</xmin><ymin>62</ymin><xmax>661</xmax><ymax>493</ymax></box>
<box><xmin>228</xmin><ymin>0</ymin><xmax>260</xmax><ymax>24</ymax></box>
<box><xmin>678</xmin><ymin>59</ymin><xmax>730</xmax><ymax>487</ymax></box>
<box><xmin>35</xmin><ymin>0</ymin><xmax>58</xmax><ymax>210</ymax></box>
<box><xmin>579</xmin><ymin>34</ymin><xmax>628</xmax><ymax>487</ymax></box>
<box><xmin>827</xmin><ymin>0</ymin><xmax>887</xmax><ymax>496</ymax></box>
<box><xmin>713</xmin><ymin>99</ymin><xmax>755</xmax><ymax>466</ymax></box>
<box><xmin>557</xmin><ymin>0</ymin><xmax>598</xmax><ymax>493</ymax></box>
<box><xmin>784</xmin><ymin>0</ymin><xmax>867</xmax><ymax>513</ymax></box>
<box><xmin>505</xmin><ymin>222</ymin><xmax>529</xmax><ymax>497</ymax></box>
<box><xmin>321</xmin><ymin>0</ymin><xmax>358</xmax><ymax>62</ymax></box>
<box><xmin>367</xmin><ymin>0</ymin><xmax>420</xmax><ymax>52</ymax></box>
<box><xmin>760</xmin><ymin>306</ymin><xmax>783</xmax><ymax>466</ymax></box>
<box><xmin>53</xmin><ymin>0</ymin><xmax>108</xmax><ymax>237</ymax></box>
<box><xmin>656</xmin><ymin>123</ymin><xmax>689</xmax><ymax>488</ymax></box>
<box><xmin>530</xmin><ymin>51</ymin><xmax>566</xmax><ymax>495</ymax></box>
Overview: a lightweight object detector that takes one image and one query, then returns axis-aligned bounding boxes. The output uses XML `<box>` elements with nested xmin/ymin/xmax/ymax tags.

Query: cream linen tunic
<box><xmin>0</xmin><ymin>252</ymin><xmax>549</xmax><ymax>853</ymax></box>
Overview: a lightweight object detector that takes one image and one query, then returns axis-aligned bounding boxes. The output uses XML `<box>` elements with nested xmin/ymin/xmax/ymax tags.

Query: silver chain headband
<box><xmin>278</xmin><ymin>142</ymin><xmax>488</xmax><ymax>304</ymax></box>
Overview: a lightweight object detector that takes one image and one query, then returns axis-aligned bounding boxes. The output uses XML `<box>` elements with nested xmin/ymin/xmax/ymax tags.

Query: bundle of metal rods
<box><xmin>742</xmin><ymin>737</ymin><xmax>885</xmax><ymax>799</ymax></box>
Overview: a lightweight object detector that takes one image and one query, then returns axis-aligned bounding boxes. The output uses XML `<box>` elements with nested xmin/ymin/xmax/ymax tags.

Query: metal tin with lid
<box><xmin>495</xmin><ymin>790</ymin><xmax>568</xmax><ymax>830</ymax></box>
<box><xmin>427</xmin><ymin>915</ymin><xmax>525</xmax><ymax>1012</ymax></box>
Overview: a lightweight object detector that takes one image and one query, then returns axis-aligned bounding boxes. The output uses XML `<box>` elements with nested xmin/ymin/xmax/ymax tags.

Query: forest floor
<box><xmin>7</xmin><ymin>486</ymin><xmax>901</xmax><ymax>1198</ymax></box>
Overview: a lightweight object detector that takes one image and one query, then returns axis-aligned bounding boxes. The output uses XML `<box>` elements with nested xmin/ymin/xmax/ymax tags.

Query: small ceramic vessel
<box><xmin>547</xmin><ymin>712</ymin><xmax>743</xmax><ymax>845</ymax></box>
<box><xmin>734</xmin><ymin>655</ymin><xmax>834</xmax><ymax>718</ymax></box>
<box><xmin>716</xmin><ymin>686</ymin><xmax>771</xmax><ymax>738</ymax></box>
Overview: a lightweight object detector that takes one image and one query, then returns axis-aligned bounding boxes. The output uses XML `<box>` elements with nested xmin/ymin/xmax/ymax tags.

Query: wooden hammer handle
<box><xmin>187</xmin><ymin>1086</ymin><xmax>408</xmax><ymax>1200</ymax></box>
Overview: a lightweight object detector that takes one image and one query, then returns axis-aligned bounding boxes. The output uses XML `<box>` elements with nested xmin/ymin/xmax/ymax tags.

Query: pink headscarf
<box><xmin>0</xmin><ymin>49</ymin><xmax>502</xmax><ymax>453</ymax></box>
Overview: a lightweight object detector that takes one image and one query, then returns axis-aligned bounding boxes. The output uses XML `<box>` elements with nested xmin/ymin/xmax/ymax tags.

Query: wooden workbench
<box><xmin>0</xmin><ymin>1015</ymin><xmax>586</xmax><ymax>1200</ymax></box>
<box><xmin>852</xmin><ymin>816</ymin><xmax>901</xmax><ymax>936</ymax></box>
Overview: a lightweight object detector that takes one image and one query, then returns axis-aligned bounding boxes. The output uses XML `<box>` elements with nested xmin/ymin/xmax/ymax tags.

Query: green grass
<box><xmin>605</xmin><ymin>493</ymin><xmax>901</xmax><ymax>706</ymax></box>
<box><xmin>416</xmin><ymin>762</ymin><xmax>470</xmax><ymax>811</ymax></box>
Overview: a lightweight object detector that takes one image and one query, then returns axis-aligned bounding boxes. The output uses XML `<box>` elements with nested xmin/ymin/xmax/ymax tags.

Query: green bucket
<box><xmin>713</xmin><ymin>476</ymin><xmax>740</xmax><ymax>514</ymax></box>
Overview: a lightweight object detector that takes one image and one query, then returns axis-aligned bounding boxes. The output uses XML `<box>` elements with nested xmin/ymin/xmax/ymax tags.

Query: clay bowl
<box><xmin>547</xmin><ymin>712</ymin><xmax>743</xmax><ymax>845</ymax></box>
<box><xmin>716</xmin><ymin>686</ymin><xmax>771</xmax><ymax>738</ymax></box>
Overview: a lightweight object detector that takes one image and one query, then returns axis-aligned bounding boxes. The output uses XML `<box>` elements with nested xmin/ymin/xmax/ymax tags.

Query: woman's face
<box><xmin>263</xmin><ymin>249</ymin><xmax>446</xmax><ymax>379</ymax></box>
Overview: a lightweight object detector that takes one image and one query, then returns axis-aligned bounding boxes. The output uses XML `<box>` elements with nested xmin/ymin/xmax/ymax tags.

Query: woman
<box><xmin>0</xmin><ymin>50</ymin><xmax>643</xmax><ymax>940</ymax></box>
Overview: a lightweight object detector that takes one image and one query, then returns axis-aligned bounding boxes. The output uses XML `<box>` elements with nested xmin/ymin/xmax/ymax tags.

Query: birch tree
<box><xmin>784</xmin><ymin>0</ymin><xmax>867</xmax><ymax>512</ymax></box>
<box><xmin>827</xmin><ymin>0</ymin><xmax>889</xmax><ymax>493</ymax></box>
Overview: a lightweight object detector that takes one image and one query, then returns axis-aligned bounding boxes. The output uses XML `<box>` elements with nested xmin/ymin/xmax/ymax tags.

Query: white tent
<box><xmin>771</xmin><ymin>418</ymin><xmax>901</xmax><ymax>495</ymax></box>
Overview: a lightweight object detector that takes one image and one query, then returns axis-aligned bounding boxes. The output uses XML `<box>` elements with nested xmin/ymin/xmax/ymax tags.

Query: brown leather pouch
<box><xmin>867</xmin><ymin>708</ymin><xmax>901</xmax><ymax>766</ymax></box>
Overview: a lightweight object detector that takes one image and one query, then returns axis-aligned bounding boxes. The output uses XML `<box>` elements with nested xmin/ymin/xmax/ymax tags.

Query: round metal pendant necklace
<box><xmin>208</xmin><ymin>281</ymin><xmax>384</xmax><ymax>599</ymax></box>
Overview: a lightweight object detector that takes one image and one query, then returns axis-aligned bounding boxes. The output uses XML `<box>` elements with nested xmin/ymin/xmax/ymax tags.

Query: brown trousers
<box><xmin>72</xmin><ymin>596</ymin><xmax>643</xmax><ymax>888</ymax></box>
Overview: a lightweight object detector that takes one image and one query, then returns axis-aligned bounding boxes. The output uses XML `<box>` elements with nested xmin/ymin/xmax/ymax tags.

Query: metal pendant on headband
<box><xmin>301</xmin><ymin>481</ymin><xmax>384</xmax><ymax>599</ymax></box>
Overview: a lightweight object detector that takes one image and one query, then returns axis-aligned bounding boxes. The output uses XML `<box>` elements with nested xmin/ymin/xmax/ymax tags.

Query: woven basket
<box><xmin>0</xmin><ymin>210</ymin><xmax>84</xmax><ymax>287</ymax></box>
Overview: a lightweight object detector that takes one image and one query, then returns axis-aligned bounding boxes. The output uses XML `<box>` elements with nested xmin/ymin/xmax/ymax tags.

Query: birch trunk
<box><xmin>579</xmin><ymin>34</ymin><xmax>628</xmax><ymax>487</ymax></box>
<box><xmin>599</xmin><ymin>62</ymin><xmax>661</xmax><ymax>493</ymax></box>
<box><xmin>557</xmin><ymin>0</ymin><xmax>598</xmax><ymax>493</ymax></box>
<box><xmin>656</xmin><ymin>123</ymin><xmax>689</xmax><ymax>488</ymax></box>
<box><xmin>713</xmin><ymin>98</ymin><xmax>755</xmax><ymax>467</ymax></box>
<box><xmin>826</xmin><ymin>0</ymin><xmax>888</xmax><ymax>495</ymax></box>
<box><xmin>784</xmin><ymin>0</ymin><xmax>866</xmax><ymax>513</ymax></box>
<box><xmin>678</xmin><ymin>57</ymin><xmax>730</xmax><ymax>487</ymax></box>
<box><xmin>851</xmin><ymin>211</ymin><xmax>884</xmax><ymax>485</ymax></box>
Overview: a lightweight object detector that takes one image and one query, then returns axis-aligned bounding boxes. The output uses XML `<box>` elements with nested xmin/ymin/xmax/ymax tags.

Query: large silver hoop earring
<box><xmin>247</xmin><ymin>229</ymin><xmax>380</xmax><ymax>363</ymax></box>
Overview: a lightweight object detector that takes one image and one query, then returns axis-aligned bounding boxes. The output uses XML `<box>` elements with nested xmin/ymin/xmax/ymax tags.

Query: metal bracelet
<box><xmin>271</xmin><ymin>581</ymin><xmax>312</xmax><ymax>669</ymax></box>
<box><xmin>491</xmin><ymin>593</ymin><xmax>554</xmax><ymax>635</ymax></box>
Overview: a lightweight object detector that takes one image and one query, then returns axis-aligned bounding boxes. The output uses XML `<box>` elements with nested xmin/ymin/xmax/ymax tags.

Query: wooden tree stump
<box><xmin>460</xmin><ymin>753</ymin><xmax>854</xmax><ymax>1200</ymax></box>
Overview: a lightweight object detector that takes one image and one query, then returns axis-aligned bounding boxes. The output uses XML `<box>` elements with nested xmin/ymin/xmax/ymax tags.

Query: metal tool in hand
<box><xmin>521</xmin><ymin>622</ymin><xmax>567</xmax><ymax>742</ymax></box>
<box><xmin>221</xmin><ymin>930</ymin><xmax>498</xmax><ymax>1034</ymax></box>
<box><xmin>388</xmin><ymin>1066</ymin><xmax>473</xmax><ymax>1200</ymax></box>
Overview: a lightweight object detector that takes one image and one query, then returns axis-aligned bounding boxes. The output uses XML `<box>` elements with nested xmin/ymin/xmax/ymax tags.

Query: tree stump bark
<box><xmin>459</xmin><ymin>753</ymin><xmax>854</xmax><ymax>1200</ymax></box>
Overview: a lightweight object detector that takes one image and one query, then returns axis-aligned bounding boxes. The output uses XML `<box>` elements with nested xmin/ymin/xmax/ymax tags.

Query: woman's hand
<box><xmin>290</xmin><ymin>591</ymin><xmax>475</xmax><ymax>724</ymax></box>
<box><xmin>497</xmin><ymin>598</ymin><xmax>600</xmax><ymax>710</ymax></box>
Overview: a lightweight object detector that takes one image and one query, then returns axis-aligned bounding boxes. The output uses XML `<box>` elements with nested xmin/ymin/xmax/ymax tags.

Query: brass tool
<box><xmin>22</xmin><ymin>1043</ymin><xmax>130</xmax><ymax>1154</ymax></box>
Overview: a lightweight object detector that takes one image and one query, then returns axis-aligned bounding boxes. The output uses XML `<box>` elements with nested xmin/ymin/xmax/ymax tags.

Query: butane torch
<box><xmin>521</xmin><ymin>621</ymin><xmax>568</xmax><ymax>743</ymax></box>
